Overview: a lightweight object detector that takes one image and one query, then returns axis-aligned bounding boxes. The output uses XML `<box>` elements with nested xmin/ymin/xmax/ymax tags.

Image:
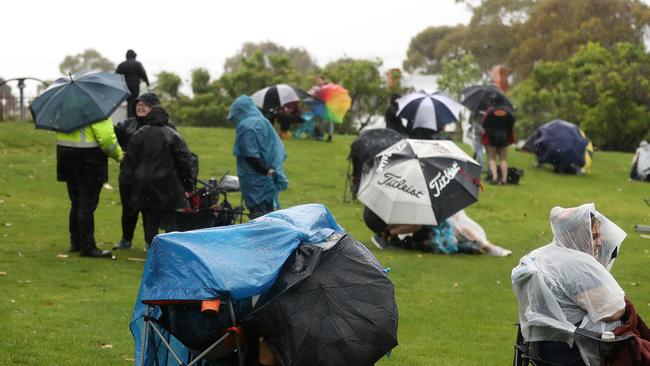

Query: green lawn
<box><xmin>0</xmin><ymin>121</ymin><xmax>649</xmax><ymax>366</ymax></box>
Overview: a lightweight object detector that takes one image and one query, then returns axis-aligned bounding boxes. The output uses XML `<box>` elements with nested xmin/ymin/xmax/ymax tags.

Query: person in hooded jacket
<box><xmin>115</xmin><ymin>49</ymin><xmax>150</xmax><ymax>118</ymax></box>
<box><xmin>228</xmin><ymin>95</ymin><xmax>288</xmax><ymax>219</ymax></box>
<box><xmin>113</xmin><ymin>92</ymin><xmax>160</xmax><ymax>250</ymax></box>
<box><xmin>119</xmin><ymin>105</ymin><xmax>194</xmax><ymax>247</ymax></box>
<box><xmin>512</xmin><ymin>203</ymin><xmax>628</xmax><ymax>365</ymax></box>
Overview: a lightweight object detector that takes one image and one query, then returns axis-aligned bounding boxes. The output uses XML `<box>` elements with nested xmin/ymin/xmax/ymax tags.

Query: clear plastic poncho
<box><xmin>512</xmin><ymin>203</ymin><xmax>626</xmax><ymax>365</ymax></box>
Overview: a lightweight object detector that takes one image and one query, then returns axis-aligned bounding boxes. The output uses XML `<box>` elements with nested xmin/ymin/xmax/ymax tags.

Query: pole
<box><xmin>18</xmin><ymin>79</ymin><xmax>25</xmax><ymax>121</ymax></box>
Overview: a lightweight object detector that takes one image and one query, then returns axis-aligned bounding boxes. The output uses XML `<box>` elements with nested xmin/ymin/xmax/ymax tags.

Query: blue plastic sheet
<box><xmin>130</xmin><ymin>204</ymin><xmax>344</xmax><ymax>365</ymax></box>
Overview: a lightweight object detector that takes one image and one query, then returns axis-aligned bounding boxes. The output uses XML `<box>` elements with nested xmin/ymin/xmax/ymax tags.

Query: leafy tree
<box><xmin>507</xmin><ymin>0</ymin><xmax>650</xmax><ymax>80</ymax></box>
<box><xmin>58</xmin><ymin>49</ymin><xmax>115</xmax><ymax>75</ymax></box>
<box><xmin>224</xmin><ymin>41</ymin><xmax>318</xmax><ymax>74</ymax></box>
<box><xmin>191</xmin><ymin>68</ymin><xmax>211</xmax><ymax>95</ymax></box>
<box><xmin>155</xmin><ymin>71</ymin><xmax>182</xmax><ymax>99</ymax></box>
<box><xmin>510</xmin><ymin>42</ymin><xmax>650</xmax><ymax>151</ymax></box>
<box><xmin>403</xmin><ymin>26</ymin><xmax>457</xmax><ymax>73</ymax></box>
<box><xmin>219</xmin><ymin>51</ymin><xmax>303</xmax><ymax>99</ymax></box>
<box><xmin>436</xmin><ymin>52</ymin><xmax>483</xmax><ymax>99</ymax></box>
<box><xmin>321</xmin><ymin>58</ymin><xmax>385</xmax><ymax>133</ymax></box>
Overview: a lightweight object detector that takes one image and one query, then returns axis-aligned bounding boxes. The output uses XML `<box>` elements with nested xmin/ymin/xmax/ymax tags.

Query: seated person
<box><xmin>512</xmin><ymin>203</ymin><xmax>627</xmax><ymax>366</ymax></box>
<box><xmin>275</xmin><ymin>102</ymin><xmax>303</xmax><ymax>140</ymax></box>
<box><xmin>365</xmin><ymin>207</ymin><xmax>512</xmax><ymax>256</ymax></box>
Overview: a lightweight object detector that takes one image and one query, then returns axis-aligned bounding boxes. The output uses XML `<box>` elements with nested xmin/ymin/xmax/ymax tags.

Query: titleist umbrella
<box><xmin>357</xmin><ymin>139</ymin><xmax>481</xmax><ymax>225</ymax></box>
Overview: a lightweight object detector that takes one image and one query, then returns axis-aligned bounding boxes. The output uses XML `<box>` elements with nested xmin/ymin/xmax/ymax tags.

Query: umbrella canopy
<box><xmin>30</xmin><ymin>71</ymin><xmax>130</xmax><ymax>133</ymax></box>
<box><xmin>308</xmin><ymin>83</ymin><xmax>352</xmax><ymax>123</ymax></box>
<box><xmin>522</xmin><ymin>119</ymin><xmax>590</xmax><ymax>172</ymax></box>
<box><xmin>357</xmin><ymin>139</ymin><xmax>481</xmax><ymax>225</ymax></box>
<box><xmin>397</xmin><ymin>91</ymin><xmax>465</xmax><ymax>132</ymax></box>
<box><xmin>243</xmin><ymin>234</ymin><xmax>398</xmax><ymax>366</ymax></box>
<box><xmin>251</xmin><ymin>84</ymin><xmax>310</xmax><ymax>112</ymax></box>
<box><xmin>461</xmin><ymin>85</ymin><xmax>514</xmax><ymax>115</ymax></box>
<box><xmin>349</xmin><ymin>128</ymin><xmax>405</xmax><ymax>176</ymax></box>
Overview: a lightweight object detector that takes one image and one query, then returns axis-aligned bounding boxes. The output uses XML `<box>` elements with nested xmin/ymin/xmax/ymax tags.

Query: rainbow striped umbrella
<box><xmin>308</xmin><ymin>83</ymin><xmax>352</xmax><ymax>124</ymax></box>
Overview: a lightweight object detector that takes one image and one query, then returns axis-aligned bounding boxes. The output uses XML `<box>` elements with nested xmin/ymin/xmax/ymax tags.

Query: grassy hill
<box><xmin>0</xmin><ymin>121</ymin><xmax>648</xmax><ymax>365</ymax></box>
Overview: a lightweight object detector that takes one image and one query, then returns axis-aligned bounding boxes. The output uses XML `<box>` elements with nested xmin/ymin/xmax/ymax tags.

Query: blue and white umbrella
<box><xmin>397</xmin><ymin>91</ymin><xmax>465</xmax><ymax>132</ymax></box>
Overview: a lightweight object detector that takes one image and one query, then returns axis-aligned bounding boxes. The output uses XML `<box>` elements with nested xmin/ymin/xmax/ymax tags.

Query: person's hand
<box><xmin>267</xmin><ymin>169</ymin><xmax>275</xmax><ymax>176</ymax></box>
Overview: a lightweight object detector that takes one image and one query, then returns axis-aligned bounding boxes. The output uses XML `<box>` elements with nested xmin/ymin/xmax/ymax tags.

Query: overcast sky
<box><xmin>2</xmin><ymin>0</ymin><xmax>471</xmax><ymax>95</ymax></box>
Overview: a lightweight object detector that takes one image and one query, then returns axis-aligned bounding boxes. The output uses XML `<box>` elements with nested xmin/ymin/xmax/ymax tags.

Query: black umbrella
<box><xmin>251</xmin><ymin>84</ymin><xmax>311</xmax><ymax>112</ymax></box>
<box><xmin>30</xmin><ymin>71</ymin><xmax>130</xmax><ymax>133</ymax></box>
<box><xmin>349</xmin><ymin>128</ymin><xmax>405</xmax><ymax>179</ymax></box>
<box><xmin>461</xmin><ymin>85</ymin><xmax>514</xmax><ymax>116</ymax></box>
<box><xmin>243</xmin><ymin>234</ymin><xmax>398</xmax><ymax>366</ymax></box>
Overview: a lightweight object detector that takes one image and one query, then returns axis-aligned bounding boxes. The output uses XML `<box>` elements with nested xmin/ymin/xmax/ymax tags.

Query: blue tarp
<box><xmin>130</xmin><ymin>204</ymin><xmax>344</xmax><ymax>365</ymax></box>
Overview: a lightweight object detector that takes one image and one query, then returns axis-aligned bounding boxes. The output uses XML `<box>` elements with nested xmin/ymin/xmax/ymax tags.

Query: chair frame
<box><xmin>513</xmin><ymin>324</ymin><xmax>635</xmax><ymax>366</ymax></box>
<box><xmin>140</xmin><ymin>296</ymin><xmax>244</xmax><ymax>366</ymax></box>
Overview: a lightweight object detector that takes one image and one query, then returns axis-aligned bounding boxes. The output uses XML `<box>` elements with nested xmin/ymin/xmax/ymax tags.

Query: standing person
<box><xmin>115</xmin><ymin>49</ymin><xmax>150</xmax><ymax>118</ymax></box>
<box><xmin>228</xmin><ymin>95</ymin><xmax>288</xmax><ymax>219</ymax></box>
<box><xmin>481</xmin><ymin>106</ymin><xmax>515</xmax><ymax>184</ymax></box>
<box><xmin>119</xmin><ymin>105</ymin><xmax>194</xmax><ymax>247</ymax></box>
<box><xmin>310</xmin><ymin>76</ymin><xmax>335</xmax><ymax>142</ymax></box>
<box><xmin>112</xmin><ymin>92</ymin><xmax>160</xmax><ymax>250</ymax></box>
<box><xmin>384</xmin><ymin>93</ymin><xmax>407</xmax><ymax>135</ymax></box>
<box><xmin>57</xmin><ymin>118</ymin><xmax>123</xmax><ymax>258</ymax></box>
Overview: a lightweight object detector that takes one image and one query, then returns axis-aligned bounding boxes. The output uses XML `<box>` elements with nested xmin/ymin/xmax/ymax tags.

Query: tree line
<box><xmin>45</xmin><ymin>0</ymin><xmax>650</xmax><ymax>150</ymax></box>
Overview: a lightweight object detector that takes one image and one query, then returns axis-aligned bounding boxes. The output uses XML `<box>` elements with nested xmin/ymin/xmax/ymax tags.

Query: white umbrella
<box><xmin>251</xmin><ymin>84</ymin><xmax>309</xmax><ymax>111</ymax></box>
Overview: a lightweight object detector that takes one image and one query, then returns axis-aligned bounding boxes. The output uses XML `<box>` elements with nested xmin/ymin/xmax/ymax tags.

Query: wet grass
<box><xmin>0</xmin><ymin>121</ymin><xmax>649</xmax><ymax>365</ymax></box>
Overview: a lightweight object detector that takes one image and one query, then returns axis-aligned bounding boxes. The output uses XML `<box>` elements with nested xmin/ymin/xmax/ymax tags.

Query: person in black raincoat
<box><xmin>119</xmin><ymin>105</ymin><xmax>194</xmax><ymax>247</ymax></box>
<box><xmin>115</xmin><ymin>49</ymin><xmax>150</xmax><ymax>118</ymax></box>
<box><xmin>384</xmin><ymin>93</ymin><xmax>407</xmax><ymax>135</ymax></box>
<box><xmin>113</xmin><ymin>92</ymin><xmax>160</xmax><ymax>250</ymax></box>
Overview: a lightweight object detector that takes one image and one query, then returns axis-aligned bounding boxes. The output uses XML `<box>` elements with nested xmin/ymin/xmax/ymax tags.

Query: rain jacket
<box><xmin>56</xmin><ymin>118</ymin><xmax>122</xmax><ymax>183</ymax></box>
<box><xmin>481</xmin><ymin>107</ymin><xmax>514</xmax><ymax>147</ymax></box>
<box><xmin>119</xmin><ymin>106</ymin><xmax>193</xmax><ymax>210</ymax></box>
<box><xmin>228</xmin><ymin>96</ymin><xmax>288</xmax><ymax>208</ymax></box>
<box><xmin>512</xmin><ymin>203</ymin><xmax>627</xmax><ymax>365</ymax></box>
<box><xmin>115</xmin><ymin>50</ymin><xmax>149</xmax><ymax>94</ymax></box>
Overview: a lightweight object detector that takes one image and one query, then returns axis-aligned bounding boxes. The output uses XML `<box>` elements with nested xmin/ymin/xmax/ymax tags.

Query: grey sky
<box><xmin>3</xmin><ymin>0</ymin><xmax>471</xmax><ymax>94</ymax></box>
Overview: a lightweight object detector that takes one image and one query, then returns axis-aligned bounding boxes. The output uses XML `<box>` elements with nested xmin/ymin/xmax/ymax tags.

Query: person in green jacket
<box><xmin>56</xmin><ymin>118</ymin><xmax>122</xmax><ymax>258</ymax></box>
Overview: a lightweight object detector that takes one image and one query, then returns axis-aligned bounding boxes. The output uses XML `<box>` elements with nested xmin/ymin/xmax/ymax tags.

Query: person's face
<box><xmin>591</xmin><ymin>221</ymin><xmax>602</xmax><ymax>258</ymax></box>
<box><xmin>135</xmin><ymin>101</ymin><xmax>152</xmax><ymax>117</ymax></box>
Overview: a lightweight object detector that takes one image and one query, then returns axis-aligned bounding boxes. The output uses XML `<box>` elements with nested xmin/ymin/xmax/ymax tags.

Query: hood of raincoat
<box><xmin>145</xmin><ymin>105</ymin><xmax>171</xmax><ymax>127</ymax></box>
<box><xmin>227</xmin><ymin>95</ymin><xmax>263</xmax><ymax>122</ymax></box>
<box><xmin>512</xmin><ymin>204</ymin><xmax>626</xmax><ymax>365</ymax></box>
<box><xmin>550</xmin><ymin>203</ymin><xmax>625</xmax><ymax>269</ymax></box>
<box><xmin>126</xmin><ymin>49</ymin><xmax>137</xmax><ymax>59</ymax></box>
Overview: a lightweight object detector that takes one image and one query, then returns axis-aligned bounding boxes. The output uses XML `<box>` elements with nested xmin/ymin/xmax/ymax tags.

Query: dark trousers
<box><xmin>119</xmin><ymin>182</ymin><xmax>140</xmax><ymax>241</ymax></box>
<box><xmin>247</xmin><ymin>200</ymin><xmax>274</xmax><ymax>219</ymax></box>
<box><xmin>65</xmin><ymin>179</ymin><xmax>103</xmax><ymax>253</ymax></box>
<box><xmin>143</xmin><ymin>210</ymin><xmax>177</xmax><ymax>246</ymax></box>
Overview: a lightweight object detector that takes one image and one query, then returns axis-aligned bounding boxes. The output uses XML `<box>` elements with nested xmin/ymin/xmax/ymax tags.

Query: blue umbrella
<box><xmin>522</xmin><ymin>119</ymin><xmax>589</xmax><ymax>172</ymax></box>
<box><xmin>30</xmin><ymin>71</ymin><xmax>130</xmax><ymax>133</ymax></box>
<box><xmin>397</xmin><ymin>91</ymin><xmax>465</xmax><ymax>132</ymax></box>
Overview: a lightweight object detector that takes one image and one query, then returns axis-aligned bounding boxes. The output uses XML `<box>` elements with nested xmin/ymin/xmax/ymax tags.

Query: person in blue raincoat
<box><xmin>228</xmin><ymin>95</ymin><xmax>288</xmax><ymax>219</ymax></box>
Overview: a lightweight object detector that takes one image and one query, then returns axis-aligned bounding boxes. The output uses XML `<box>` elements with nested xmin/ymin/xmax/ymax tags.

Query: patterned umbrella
<box><xmin>308</xmin><ymin>83</ymin><xmax>352</xmax><ymax>123</ymax></box>
<box><xmin>397</xmin><ymin>91</ymin><xmax>465</xmax><ymax>132</ymax></box>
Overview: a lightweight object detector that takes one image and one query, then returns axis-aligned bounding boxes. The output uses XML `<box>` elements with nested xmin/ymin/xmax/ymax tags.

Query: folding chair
<box><xmin>513</xmin><ymin>324</ymin><xmax>635</xmax><ymax>366</ymax></box>
<box><xmin>140</xmin><ymin>296</ymin><xmax>245</xmax><ymax>366</ymax></box>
